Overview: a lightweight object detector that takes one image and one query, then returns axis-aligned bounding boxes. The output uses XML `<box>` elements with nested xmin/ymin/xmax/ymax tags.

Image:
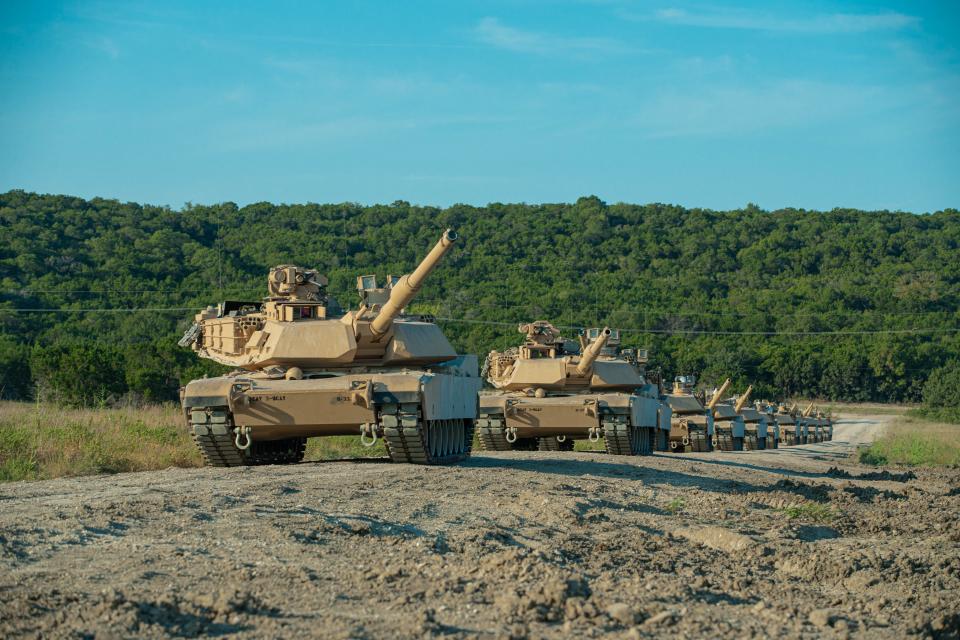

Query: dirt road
<box><xmin>1</xmin><ymin>414</ymin><xmax>958</xmax><ymax>639</ymax></box>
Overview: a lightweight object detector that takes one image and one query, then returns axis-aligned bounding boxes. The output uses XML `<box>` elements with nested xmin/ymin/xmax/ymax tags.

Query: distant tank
<box><xmin>663</xmin><ymin>375</ymin><xmax>714</xmax><ymax>452</ymax></box>
<box><xmin>772</xmin><ymin>402</ymin><xmax>799</xmax><ymax>446</ymax></box>
<box><xmin>708</xmin><ymin>379</ymin><xmax>745</xmax><ymax>451</ymax></box>
<box><xmin>790</xmin><ymin>403</ymin><xmax>812</xmax><ymax>444</ymax></box>
<box><xmin>478</xmin><ymin>323</ymin><xmax>667</xmax><ymax>455</ymax></box>
<box><xmin>734</xmin><ymin>386</ymin><xmax>768</xmax><ymax>450</ymax></box>
<box><xmin>820</xmin><ymin>408</ymin><xmax>834</xmax><ymax>441</ymax></box>
<box><xmin>801</xmin><ymin>404</ymin><xmax>822</xmax><ymax>442</ymax></box>
<box><xmin>756</xmin><ymin>401</ymin><xmax>780</xmax><ymax>448</ymax></box>
<box><xmin>178</xmin><ymin>229</ymin><xmax>482</xmax><ymax>466</ymax></box>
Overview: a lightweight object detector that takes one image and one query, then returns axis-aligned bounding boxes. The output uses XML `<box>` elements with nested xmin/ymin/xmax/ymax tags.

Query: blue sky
<box><xmin>1</xmin><ymin>1</ymin><xmax>957</xmax><ymax>212</ymax></box>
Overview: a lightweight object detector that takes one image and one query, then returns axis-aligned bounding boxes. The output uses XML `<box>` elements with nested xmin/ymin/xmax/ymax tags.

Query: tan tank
<box><xmin>178</xmin><ymin>229</ymin><xmax>482</xmax><ymax>466</ymax></box>
<box><xmin>663</xmin><ymin>375</ymin><xmax>714</xmax><ymax>452</ymax></box>
<box><xmin>734</xmin><ymin>386</ymin><xmax>769</xmax><ymax>450</ymax></box>
<box><xmin>755</xmin><ymin>401</ymin><xmax>780</xmax><ymax>448</ymax></box>
<box><xmin>708</xmin><ymin>379</ymin><xmax>746</xmax><ymax>451</ymax></box>
<box><xmin>772</xmin><ymin>402</ymin><xmax>799</xmax><ymax>445</ymax></box>
<box><xmin>820</xmin><ymin>408</ymin><xmax>834</xmax><ymax>441</ymax></box>
<box><xmin>477</xmin><ymin>323</ymin><xmax>666</xmax><ymax>455</ymax></box>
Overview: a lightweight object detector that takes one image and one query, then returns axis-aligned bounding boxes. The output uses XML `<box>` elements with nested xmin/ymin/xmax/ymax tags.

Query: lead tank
<box><xmin>478</xmin><ymin>323</ymin><xmax>666</xmax><ymax>455</ymax></box>
<box><xmin>178</xmin><ymin>229</ymin><xmax>482</xmax><ymax>466</ymax></box>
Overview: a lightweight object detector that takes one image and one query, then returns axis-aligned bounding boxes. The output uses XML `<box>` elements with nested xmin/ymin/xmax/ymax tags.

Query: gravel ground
<box><xmin>1</xmin><ymin>414</ymin><xmax>958</xmax><ymax>639</ymax></box>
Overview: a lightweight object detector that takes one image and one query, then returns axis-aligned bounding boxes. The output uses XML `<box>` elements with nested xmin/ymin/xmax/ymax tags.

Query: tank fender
<box><xmin>421</xmin><ymin>373</ymin><xmax>482</xmax><ymax>421</ymax></box>
<box><xmin>182</xmin><ymin>377</ymin><xmax>236</xmax><ymax>409</ymax></box>
<box><xmin>658</xmin><ymin>403</ymin><xmax>673</xmax><ymax>432</ymax></box>
<box><xmin>628</xmin><ymin>394</ymin><xmax>660</xmax><ymax>429</ymax></box>
<box><xmin>731</xmin><ymin>416</ymin><xmax>746</xmax><ymax>439</ymax></box>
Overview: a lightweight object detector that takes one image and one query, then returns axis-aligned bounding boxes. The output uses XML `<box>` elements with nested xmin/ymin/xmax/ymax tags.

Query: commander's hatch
<box><xmin>357</xmin><ymin>275</ymin><xmax>401</xmax><ymax>308</ymax></box>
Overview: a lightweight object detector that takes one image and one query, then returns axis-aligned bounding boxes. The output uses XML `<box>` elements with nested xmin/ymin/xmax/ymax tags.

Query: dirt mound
<box><xmin>0</xmin><ymin>415</ymin><xmax>957</xmax><ymax>638</ymax></box>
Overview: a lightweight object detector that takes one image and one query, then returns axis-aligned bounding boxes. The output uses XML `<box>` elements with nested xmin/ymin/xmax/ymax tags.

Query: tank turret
<box><xmin>484</xmin><ymin>324</ymin><xmax>643</xmax><ymax>392</ymax></box>
<box><xmin>183</xmin><ymin>229</ymin><xmax>461</xmax><ymax>370</ymax></box>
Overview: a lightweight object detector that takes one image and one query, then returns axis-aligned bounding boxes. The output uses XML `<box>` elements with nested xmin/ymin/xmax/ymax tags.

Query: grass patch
<box><xmin>857</xmin><ymin>415</ymin><xmax>960</xmax><ymax>467</ymax></box>
<box><xmin>906</xmin><ymin>406</ymin><xmax>960</xmax><ymax>425</ymax></box>
<box><xmin>304</xmin><ymin>435</ymin><xmax>387</xmax><ymax>461</ymax></box>
<box><xmin>665</xmin><ymin>497</ymin><xmax>686</xmax><ymax>514</ymax></box>
<box><xmin>821</xmin><ymin>402</ymin><xmax>911</xmax><ymax>416</ymax></box>
<box><xmin>0</xmin><ymin>401</ymin><xmax>397</xmax><ymax>482</ymax></box>
<box><xmin>0</xmin><ymin>401</ymin><xmax>201</xmax><ymax>482</ymax></box>
<box><xmin>573</xmin><ymin>438</ymin><xmax>605</xmax><ymax>452</ymax></box>
<box><xmin>780</xmin><ymin>502</ymin><xmax>838</xmax><ymax>523</ymax></box>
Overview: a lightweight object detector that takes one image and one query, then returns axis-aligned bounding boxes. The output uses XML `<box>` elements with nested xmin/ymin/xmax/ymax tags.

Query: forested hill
<box><xmin>2</xmin><ymin>189</ymin><xmax>959</xmax><ymax>407</ymax></box>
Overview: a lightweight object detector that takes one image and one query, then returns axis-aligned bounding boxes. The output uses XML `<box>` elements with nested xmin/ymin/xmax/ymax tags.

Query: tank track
<box><xmin>602</xmin><ymin>414</ymin><xmax>653</xmax><ymax>456</ymax></box>
<box><xmin>378</xmin><ymin>402</ymin><xmax>473</xmax><ymax>465</ymax></box>
<box><xmin>656</xmin><ymin>429</ymin><xmax>669</xmax><ymax>452</ymax></box>
<box><xmin>475</xmin><ymin>414</ymin><xmax>539</xmax><ymax>451</ymax></box>
<box><xmin>476</xmin><ymin>414</ymin><xmax>512</xmax><ymax>451</ymax></box>
<box><xmin>537</xmin><ymin>436</ymin><xmax>575</xmax><ymax>452</ymax></box>
<box><xmin>189</xmin><ymin>408</ymin><xmax>306</xmax><ymax>467</ymax></box>
<box><xmin>781</xmin><ymin>431</ymin><xmax>797</xmax><ymax>446</ymax></box>
<box><xmin>744</xmin><ymin>432</ymin><xmax>760</xmax><ymax>451</ymax></box>
<box><xmin>714</xmin><ymin>429</ymin><xmax>744</xmax><ymax>452</ymax></box>
<box><xmin>687</xmin><ymin>425</ymin><xmax>711</xmax><ymax>452</ymax></box>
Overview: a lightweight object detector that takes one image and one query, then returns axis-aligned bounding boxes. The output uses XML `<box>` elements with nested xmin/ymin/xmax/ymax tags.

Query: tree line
<box><xmin>1</xmin><ymin>190</ymin><xmax>958</xmax><ymax>419</ymax></box>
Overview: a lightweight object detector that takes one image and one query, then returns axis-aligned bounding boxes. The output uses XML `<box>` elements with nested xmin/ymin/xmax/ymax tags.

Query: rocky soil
<box><xmin>1</xmin><ymin>414</ymin><xmax>958</xmax><ymax>639</ymax></box>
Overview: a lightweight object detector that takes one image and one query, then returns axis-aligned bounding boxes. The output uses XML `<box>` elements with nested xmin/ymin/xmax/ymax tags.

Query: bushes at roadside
<box><xmin>916</xmin><ymin>362</ymin><xmax>960</xmax><ymax>424</ymax></box>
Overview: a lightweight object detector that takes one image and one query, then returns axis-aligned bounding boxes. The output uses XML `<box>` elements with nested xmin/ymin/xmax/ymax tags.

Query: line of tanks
<box><xmin>178</xmin><ymin>229</ymin><xmax>832</xmax><ymax>467</ymax></box>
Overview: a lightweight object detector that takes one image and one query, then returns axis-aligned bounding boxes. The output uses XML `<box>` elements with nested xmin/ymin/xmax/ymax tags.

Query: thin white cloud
<box><xmin>650</xmin><ymin>8</ymin><xmax>918</xmax><ymax>34</ymax></box>
<box><xmin>88</xmin><ymin>36</ymin><xmax>120</xmax><ymax>59</ymax></box>
<box><xmin>632</xmin><ymin>80</ymin><xmax>888</xmax><ymax>138</ymax></box>
<box><xmin>475</xmin><ymin>17</ymin><xmax>629</xmax><ymax>55</ymax></box>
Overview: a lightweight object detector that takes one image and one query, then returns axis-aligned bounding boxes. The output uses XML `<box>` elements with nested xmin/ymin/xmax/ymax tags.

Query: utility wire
<box><xmin>429</xmin><ymin>316</ymin><xmax>959</xmax><ymax>336</ymax></box>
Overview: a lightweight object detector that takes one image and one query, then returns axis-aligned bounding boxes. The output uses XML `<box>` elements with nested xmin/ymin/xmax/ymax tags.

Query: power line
<box><xmin>0</xmin><ymin>308</ymin><xmax>197</xmax><ymax>313</ymax></box>
<box><xmin>430</xmin><ymin>316</ymin><xmax>960</xmax><ymax>336</ymax></box>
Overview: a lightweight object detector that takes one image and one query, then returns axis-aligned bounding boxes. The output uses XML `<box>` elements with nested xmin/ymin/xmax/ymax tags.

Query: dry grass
<box><xmin>0</xmin><ymin>401</ymin><xmax>202</xmax><ymax>482</ymax></box>
<box><xmin>0</xmin><ymin>401</ymin><xmax>395</xmax><ymax>483</ymax></box>
<box><xmin>858</xmin><ymin>414</ymin><xmax>960</xmax><ymax>467</ymax></box>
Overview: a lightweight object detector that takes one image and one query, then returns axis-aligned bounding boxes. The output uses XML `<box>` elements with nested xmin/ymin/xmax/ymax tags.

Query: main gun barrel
<box><xmin>575</xmin><ymin>327</ymin><xmax>611</xmax><ymax>376</ymax></box>
<box><xmin>707</xmin><ymin>378</ymin><xmax>732</xmax><ymax>410</ymax></box>
<box><xmin>734</xmin><ymin>385</ymin><xmax>753</xmax><ymax>413</ymax></box>
<box><xmin>370</xmin><ymin>229</ymin><xmax>458</xmax><ymax>338</ymax></box>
